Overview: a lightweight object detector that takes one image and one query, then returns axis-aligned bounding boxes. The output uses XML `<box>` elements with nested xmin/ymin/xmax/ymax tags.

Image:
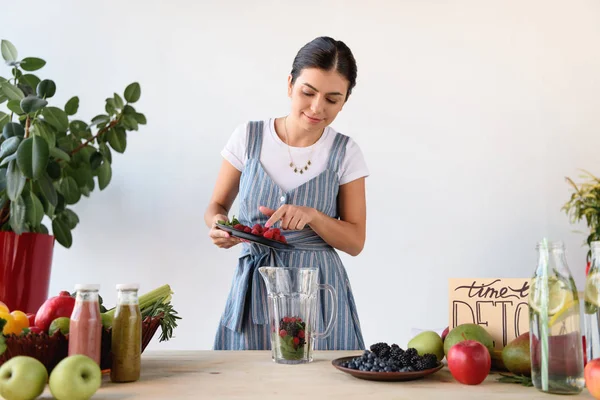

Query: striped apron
<box><xmin>214</xmin><ymin>121</ymin><xmax>365</xmax><ymax>351</ymax></box>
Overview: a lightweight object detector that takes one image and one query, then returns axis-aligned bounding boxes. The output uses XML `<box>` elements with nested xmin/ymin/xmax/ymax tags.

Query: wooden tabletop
<box><xmin>31</xmin><ymin>350</ymin><xmax>594</xmax><ymax>399</ymax></box>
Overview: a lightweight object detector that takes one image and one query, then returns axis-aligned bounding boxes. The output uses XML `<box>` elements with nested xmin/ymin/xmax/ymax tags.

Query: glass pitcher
<box><xmin>529</xmin><ymin>240</ymin><xmax>584</xmax><ymax>394</ymax></box>
<box><xmin>258</xmin><ymin>267</ymin><xmax>337</xmax><ymax>364</ymax></box>
<box><xmin>584</xmin><ymin>241</ymin><xmax>600</xmax><ymax>363</ymax></box>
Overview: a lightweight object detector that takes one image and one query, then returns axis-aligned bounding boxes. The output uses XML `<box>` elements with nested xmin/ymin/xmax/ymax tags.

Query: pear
<box><xmin>501</xmin><ymin>332</ymin><xmax>531</xmax><ymax>376</ymax></box>
<box><xmin>443</xmin><ymin>323</ymin><xmax>495</xmax><ymax>356</ymax></box>
<box><xmin>408</xmin><ymin>331</ymin><xmax>444</xmax><ymax>362</ymax></box>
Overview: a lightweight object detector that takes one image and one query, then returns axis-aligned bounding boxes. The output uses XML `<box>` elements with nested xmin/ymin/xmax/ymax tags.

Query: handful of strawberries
<box><xmin>217</xmin><ymin>216</ymin><xmax>288</xmax><ymax>244</ymax></box>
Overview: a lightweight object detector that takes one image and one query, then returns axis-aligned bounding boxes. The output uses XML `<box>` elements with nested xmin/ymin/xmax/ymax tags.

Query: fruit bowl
<box><xmin>0</xmin><ymin>314</ymin><xmax>162</xmax><ymax>373</ymax></box>
<box><xmin>332</xmin><ymin>356</ymin><xmax>444</xmax><ymax>382</ymax></box>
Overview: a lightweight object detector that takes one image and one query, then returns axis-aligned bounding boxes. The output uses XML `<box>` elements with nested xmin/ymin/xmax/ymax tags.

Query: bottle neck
<box><xmin>76</xmin><ymin>290</ymin><xmax>99</xmax><ymax>303</ymax></box>
<box><xmin>590</xmin><ymin>243</ymin><xmax>600</xmax><ymax>273</ymax></box>
<box><xmin>117</xmin><ymin>289</ymin><xmax>139</xmax><ymax>305</ymax></box>
<box><xmin>536</xmin><ymin>243</ymin><xmax>571</xmax><ymax>277</ymax></box>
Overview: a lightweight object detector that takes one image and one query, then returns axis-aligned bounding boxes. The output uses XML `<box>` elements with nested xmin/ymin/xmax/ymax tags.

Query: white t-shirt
<box><xmin>221</xmin><ymin>119</ymin><xmax>369</xmax><ymax>192</ymax></box>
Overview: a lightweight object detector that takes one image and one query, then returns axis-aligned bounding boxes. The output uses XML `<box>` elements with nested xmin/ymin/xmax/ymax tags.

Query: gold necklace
<box><xmin>283</xmin><ymin>116</ymin><xmax>315</xmax><ymax>174</ymax></box>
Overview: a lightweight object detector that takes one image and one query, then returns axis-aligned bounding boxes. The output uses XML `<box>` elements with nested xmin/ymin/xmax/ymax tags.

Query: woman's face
<box><xmin>287</xmin><ymin>68</ymin><xmax>349</xmax><ymax>132</ymax></box>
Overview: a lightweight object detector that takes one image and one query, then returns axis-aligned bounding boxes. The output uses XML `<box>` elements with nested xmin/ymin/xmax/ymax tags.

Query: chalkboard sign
<box><xmin>448</xmin><ymin>278</ymin><xmax>530</xmax><ymax>350</ymax></box>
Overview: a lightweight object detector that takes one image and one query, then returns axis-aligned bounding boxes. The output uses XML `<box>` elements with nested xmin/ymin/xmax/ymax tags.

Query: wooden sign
<box><xmin>448</xmin><ymin>278</ymin><xmax>530</xmax><ymax>350</ymax></box>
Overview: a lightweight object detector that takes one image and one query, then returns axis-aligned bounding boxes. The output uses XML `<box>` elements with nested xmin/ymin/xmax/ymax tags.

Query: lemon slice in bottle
<box><xmin>585</xmin><ymin>271</ymin><xmax>600</xmax><ymax>309</ymax></box>
<box><xmin>529</xmin><ymin>276</ymin><xmax>574</xmax><ymax>316</ymax></box>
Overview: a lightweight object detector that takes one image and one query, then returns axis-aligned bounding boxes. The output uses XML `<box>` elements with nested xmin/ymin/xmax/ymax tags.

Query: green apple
<box><xmin>49</xmin><ymin>355</ymin><xmax>101</xmax><ymax>400</ymax></box>
<box><xmin>101</xmin><ymin>313</ymin><xmax>113</xmax><ymax>330</ymax></box>
<box><xmin>49</xmin><ymin>317</ymin><xmax>70</xmax><ymax>336</ymax></box>
<box><xmin>0</xmin><ymin>356</ymin><xmax>48</xmax><ymax>400</ymax></box>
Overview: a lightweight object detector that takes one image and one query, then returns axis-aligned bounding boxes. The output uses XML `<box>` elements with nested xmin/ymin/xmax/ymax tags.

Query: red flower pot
<box><xmin>0</xmin><ymin>232</ymin><xmax>54</xmax><ymax>313</ymax></box>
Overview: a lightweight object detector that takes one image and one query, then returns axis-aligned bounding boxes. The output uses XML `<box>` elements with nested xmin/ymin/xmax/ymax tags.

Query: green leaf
<box><xmin>113</xmin><ymin>93</ymin><xmax>124</xmax><ymax>109</ymax></box>
<box><xmin>61</xmin><ymin>208</ymin><xmax>79</xmax><ymax>230</ymax></box>
<box><xmin>69</xmin><ymin>165</ymin><xmax>93</xmax><ymax>189</ymax></box>
<box><xmin>38</xmin><ymin>173</ymin><xmax>57</xmax><ymax>206</ymax></box>
<box><xmin>52</xmin><ymin>218</ymin><xmax>72</xmax><ymax>248</ymax></box>
<box><xmin>105</xmin><ymin>98</ymin><xmax>116</xmax><ymax>115</ymax></box>
<box><xmin>42</xmin><ymin>107</ymin><xmax>68</xmax><ymax>132</ymax></box>
<box><xmin>33</xmin><ymin>122</ymin><xmax>56</xmax><ymax>147</ymax></box>
<box><xmin>6</xmin><ymin>160</ymin><xmax>25</xmax><ymax>201</ymax></box>
<box><xmin>124</xmin><ymin>82</ymin><xmax>141</xmax><ymax>103</ymax></box>
<box><xmin>24</xmin><ymin>191</ymin><xmax>44</xmax><ymax>227</ymax></box>
<box><xmin>0</xmin><ymin>318</ymin><xmax>6</xmax><ymax>355</ymax></box>
<box><xmin>6</xmin><ymin>99</ymin><xmax>23</xmax><ymax>115</ymax></box>
<box><xmin>17</xmin><ymin>136</ymin><xmax>49</xmax><ymax>179</ymax></box>
<box><xmin>49</xmin><ymin>146</ymin><xmax>70</xmax><ymax>162</ymax></box>
<box><xmin>134</xmin><ymin>113</ymin><xmax>147</xmax><ymax>125</ymax></box>
<box><xmin>91</xmin><ymin>114</ymin><xmax>109</xmax><ymax>126</ymax></box>
<box><xmin>0</xmin><ymin>112</ymin><xmax>8</xmax><ymax>132</ymax></box>
<box><xmin>36</xmin><ymin>79</ymin><xmax>56</xmax><ymax>98</ymax></box>
<box><xmin>97</xmin><ymin>157</ymin><xmax>111</xmax><ymax>190</ymax></box>
<box><xmin>90</xmin><ymin>151</ymin><xmax>103</xmax><ymax>170</ymax></box>
<box><xmin>20</xmin><ymin>74</ymin><xmax>40</xmax><ymax>92</ymax></box>
<box><xmin>2</xmin><ymin>122</ymin><xmax>24</xmax><ymax>139</ymax></box>
<box><xmin>46</xmin><ymin>160</ymin><xmax>61</xmax><ymax>180</ymax></box>
<box><xmin>64</xmin><ymin>96</ymin><xmax>79</xmax><ymax>116</ymax></box>
<box><xmin>20</xmin><ymin>95</ymin><xmax>47</xmax><ymax>114</ymax></box>
<box><xmin>0</xmin><ymin>153</ymin><xmax>16</xmax><ymax>167</ymax></box>
<box><xmin>99</xmin><ymin>142</ymin><xmax>112</xmax><ymax>163</ymax></box>
<box><xmin>0</xmin><ymin>168</ymin><xmax>6</xmax><ymax>192</ymax></box>
<box><xmin>1</xmin><ymin>82</ymin><xmax>24</xmax><ymax>101</ymax></box>
<box><xmin>68</xmin><ymin>120</ymin><xmax>91</xmax><ymax>140</ymax></box>
<box><xmin>1</xmin><ymin>40</ymin><xmax>17</xmax><ymax>62</ymax></box>
<box><xmin>0</xmin><ymin>95</ymin><xmax>6</xmax><ymax>104</ymax></box>
<box><xmin>9</xmin><ymin>194</ymin><xmax>26</xmax><ymax>234</ymax></box>
<box><xmin>59</xmin><ymin>176</ymin><xmax>80</xmax><ymax>204</ymax></box>
<box><xmin>38</xmin><ymin>224</ymin><xmax>49</xmax><ymax>234</ymax></box>
<box><xmin>20</xmin><ymin>57</ymin><xmax>45</xmax><ymax>71</ymax></box>
<box><xmin>123</xmin><ymin>105</ymin><xmax>136</xmax><ymax>115</ymax></box>
<box><xmin>108</xmin><ymin>128</ymin><xmax>126</xmax><ymax>153</ymax></box>
<box><xmin>123</xmin><ymin>115</ymin><xmax>139</xmax><ymax>131</ymax></box>
<box><xmin>0</xmin><ymin>136</ymin><xmax>21</xmax><ymax>158</ymax></box>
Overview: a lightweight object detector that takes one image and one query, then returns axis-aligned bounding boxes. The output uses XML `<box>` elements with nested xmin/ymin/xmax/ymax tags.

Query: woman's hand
<box><xmin>208</xmin><ymin>214</ymin><xmax>242</xmax><ymax>249</ymax></box>
<box><xmin>260</xmin><ymin>205</ymin><xmax>316</xmax><ymax>230</ymax></box>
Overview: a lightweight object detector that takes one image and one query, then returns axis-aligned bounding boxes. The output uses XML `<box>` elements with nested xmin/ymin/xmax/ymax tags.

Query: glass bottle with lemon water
<box><xmin>529</xmin><ymin>240</ymin><xmax>584</xmax><ymax>394</ymax></box>
<box><xmin>584</xmin><ymin>241</ymin><xmax>600</xmax><ymax>363</ymax></box>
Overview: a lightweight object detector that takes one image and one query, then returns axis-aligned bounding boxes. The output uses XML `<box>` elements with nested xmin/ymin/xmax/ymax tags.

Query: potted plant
<box><xmin>0</xmin><ymin>39</ymin><xmax>146</xmax><ymax>313</ymax></box>
<box><xmin>562</xmin><ymin>169</ymin><xmax>600</xmax><ymax>275</ymax></box>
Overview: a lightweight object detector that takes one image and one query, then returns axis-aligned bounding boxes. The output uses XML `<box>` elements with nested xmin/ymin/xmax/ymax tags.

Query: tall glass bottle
<box><xmin>584</xmin><ymin>241</ymin><xmax>600</xmax><ymax>364</ymax></box>
<box><xmin>110</xmin><ymin>283</ymin><xmax>142</xmax><ymax>383</ymax></box>
<box><xmin>68</xmin><ymin>284</ymin><xmax>102</xmax><ymax>365</ymax></box>
<box><xmin>529</xmin><ymin>240</ymin><xmax>584</xmax><ymax>394</ymax></box>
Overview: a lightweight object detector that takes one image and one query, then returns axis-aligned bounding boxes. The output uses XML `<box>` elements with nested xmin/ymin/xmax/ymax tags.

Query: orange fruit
<box><xmin>0</xmin><ymin>311</ymin><xmax>18</xmax><ymax>335</ymax></box>
<box><xmin>10</xmin><ymin>310</ymin><xmax>29</xmax><ymax>333</ymax></box>
<box><xmin>0</xmin><ymin>301</ymin><xmax>9</xmax><ymax>314</ymax></box>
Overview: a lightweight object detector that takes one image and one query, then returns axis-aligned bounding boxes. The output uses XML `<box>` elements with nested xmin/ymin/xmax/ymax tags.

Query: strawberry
<box><xmin>233</xmin><ymin>224</ymin><xmax>245</xmax><ymax>230</ymax></box>
<box><xmin>279</xmin><ymin>235</ymin><xmax>287</xmax><ymax>244</ymax></box>
<box><xmin>243</xmin><ymin>227</ymin><xmax>252</xmax><ymax>233</ymax></box>
<box><xmin>252</xmin><ymin>224</ymin><xmax>263</xmax><ymax>234</ymax></box>
<box><xmin>279</xmin><ymin>329</ymin><xmax>287</xmax><ymax>337</ymax></box>
<box><xmin>271</xmin><ymin>228</ymin><xmax>281</xmax><ymax>236</ymax></box>
<box><xmin>298</xmin><ymin>330</ymin><xmax>305</xmax><ymax>339</ymax></box>
<box><xmin>263</xmin><ymin>229</ymin><xmax>275</xmax><ymax>239</ymax></box>
<box><xmin>273</xmin><ymin>233</ymin><xmax>281</xmax><ymax>242</ymax></box>
<box><xmin>251</xmin><ymin>228</ymin><xmax>261</xmax><ymax>236</ymax></box>
<box><xmin>293</xmin><ymin>337</ymin><xmax>300</xmax><ymax>346</ymax></box>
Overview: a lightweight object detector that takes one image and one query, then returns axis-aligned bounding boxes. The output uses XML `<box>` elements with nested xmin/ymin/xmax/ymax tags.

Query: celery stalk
<box><xmin>104</xmin><ymin>284</ymin><xmax>173</xmax><ymax>318</ymax></box>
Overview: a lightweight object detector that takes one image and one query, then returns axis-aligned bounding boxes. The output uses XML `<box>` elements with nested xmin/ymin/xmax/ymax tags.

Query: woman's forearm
<box><xmin>308</xmin><ymin>210</ymin><xmax>365</xmax><ymax>256</ymax></box>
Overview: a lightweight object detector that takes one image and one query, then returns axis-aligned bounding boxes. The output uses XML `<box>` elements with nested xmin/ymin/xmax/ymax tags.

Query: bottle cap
<box><xmin>74</xmin><ymin>284</ymin><xmax>100</xmax><ymax>291</ymax></box>
<box><xmin>116</xmin><ymin>283</ymin><xmax>140</xmax><ymax>291</ymax></box>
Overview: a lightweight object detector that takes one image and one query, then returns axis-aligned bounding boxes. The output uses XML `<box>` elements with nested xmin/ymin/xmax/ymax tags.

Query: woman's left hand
<box><xmin>259</xmin><ymin>205</ymin><xmax>316</xmax><ymax>230</ymax></box>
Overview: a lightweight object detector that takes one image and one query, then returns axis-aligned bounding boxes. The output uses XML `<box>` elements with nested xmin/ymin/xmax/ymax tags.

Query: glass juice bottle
<box><xmin>584</xmin><ymin>241</ymin><xmax>600</xmax><ymax>363</ymax></box>
<box><xmin>110</xmin><ymin>283</ymin><xmax>142</xmax><ymax>382</ymax></box>
<box><xmin>529</xmin><ymin>241</ymin><xmax>584</xmax><ymax>394</ymax></box>
<box><xmin>68</xmin><ymin>284</ymin><xmax>102</xmax><ymax>365</ymax></box>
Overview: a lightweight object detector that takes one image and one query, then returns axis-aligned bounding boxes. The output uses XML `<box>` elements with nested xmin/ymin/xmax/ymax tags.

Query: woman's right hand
<box><xmin>208</xmin><ymin>214</ymin><xmax>242</xmax><ymax>249</ymax></box>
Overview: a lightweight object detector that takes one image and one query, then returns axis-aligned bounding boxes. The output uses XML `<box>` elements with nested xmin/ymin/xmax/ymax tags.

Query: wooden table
<box><xmin>34</xmin><ymin>351</ymin><xmax>594</xmax><ymax>399</ymax></box>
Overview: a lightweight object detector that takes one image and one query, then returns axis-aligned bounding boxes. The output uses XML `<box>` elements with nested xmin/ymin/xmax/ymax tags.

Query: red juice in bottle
<box><xmin>68</xmin><ymin>284</ymin><xmax>102</xmax><ymax>365</ymax></box>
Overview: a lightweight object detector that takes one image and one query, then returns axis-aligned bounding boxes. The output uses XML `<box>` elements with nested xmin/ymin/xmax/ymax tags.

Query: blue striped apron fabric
<box><xmin>214</xmin><ymin>121</ymin><xmax>365</xmax><ymax>351</ymax></box>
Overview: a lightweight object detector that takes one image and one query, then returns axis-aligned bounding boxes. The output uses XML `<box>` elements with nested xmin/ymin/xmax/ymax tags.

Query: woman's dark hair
<box><xmin>290</xmin><ymin>36</ymin><xmax>357</xmax><ymax>101</ymax></box>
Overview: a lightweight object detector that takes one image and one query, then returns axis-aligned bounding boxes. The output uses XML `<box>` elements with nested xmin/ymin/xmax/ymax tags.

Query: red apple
<box><xmin>26</xmin><ymin>313</ymin><xmax>36</xmax><ymax>327</ymax></box>
<box><xmin>441</xmin><ymin>326</ymin><xmax>449</xmax><ymax>341</ymax></box>
<box><xmin>585</xmin><ymin>358</ymin><xmax>600</xmax><ymax>399</ymax></box>
<box><xmin>447</xmin><ymin>339</ymin><xmax>491</xmax><ymax>385</ymax></box>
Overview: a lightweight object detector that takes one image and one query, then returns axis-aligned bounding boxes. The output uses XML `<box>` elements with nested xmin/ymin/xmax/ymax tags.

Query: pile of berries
<box><xmin>278</xmin><ymin>316</ymin><xmax>306</xmax><ymax>348</ymax></box>
<box><xmin>340</xmin><ymin>342</ymin><xmax>439</xmax><ymax>372</ymax></box>
<box><xmin>233</xmin><ymin>223</ymin><xmax>288</xmax><ymax>244</ymax></box>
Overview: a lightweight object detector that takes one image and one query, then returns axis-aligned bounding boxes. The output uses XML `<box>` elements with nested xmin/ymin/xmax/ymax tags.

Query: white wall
<box><xmin>3</xmin><ymin>0</ymin><xmax>600</xmax><ymax>351</ymax></box>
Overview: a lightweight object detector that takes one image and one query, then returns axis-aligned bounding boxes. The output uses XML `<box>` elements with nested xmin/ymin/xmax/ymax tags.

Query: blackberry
<box><xmin>389</xmin><ymin>347</ymin><xmax>404</xmax><ymax>361</ymax></box>
<box><xmin>369</xmin><ymin>342</ymin><xmax>390</xmax><ymax>357</ymax></box>
<box><xmin>404</xmin><ymin>348</ymin><xmax>418</xmax><ymax>358</ymax></box>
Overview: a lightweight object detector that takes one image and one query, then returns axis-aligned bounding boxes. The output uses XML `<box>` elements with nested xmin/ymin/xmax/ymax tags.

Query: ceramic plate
<box><xmin>331</xmin><ymin>356</ymin><xmax>444</xmax><ymax>382</ymax></box>
<box><xmin>216</xmin><ymin>223</ymin><xmax>294</xmax><ymax>250</ymax></box>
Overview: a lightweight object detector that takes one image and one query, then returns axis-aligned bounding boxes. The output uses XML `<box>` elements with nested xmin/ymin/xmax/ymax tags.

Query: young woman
<box><xmin>205</xmin><ymin>36</ymin><xmax>369</xmax><ymax>350</ymax></box>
